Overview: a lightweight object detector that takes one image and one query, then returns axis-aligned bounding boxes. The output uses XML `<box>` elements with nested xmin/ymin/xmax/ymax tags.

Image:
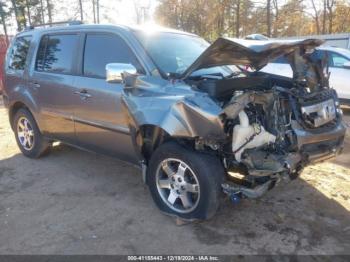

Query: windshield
<box><xmin>134</xmin><ymin>31</ymin><xmax>234</xmax><ymax>77</ymax></box>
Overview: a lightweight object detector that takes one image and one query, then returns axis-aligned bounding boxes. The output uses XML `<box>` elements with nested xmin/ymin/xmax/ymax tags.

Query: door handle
<box><xmin>74</xmin><ymin>89</ymin><xmax>92</xmax><ymax>100</ymax></box>
<box><xmin>29</xmin><ymin>82</ymin><xmax>40</xmax><ymax>89</ymax></box>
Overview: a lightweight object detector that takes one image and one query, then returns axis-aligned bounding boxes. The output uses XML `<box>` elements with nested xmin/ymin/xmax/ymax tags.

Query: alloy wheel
<box><xmin>17</xmin><ymin>116</ymin><xmax>35</xmax><ymax>151</ymax></box>
<box><xmin>156</xmin><ymin>158</ymin><xmax>200</xmax><ymax>213</ymax></box>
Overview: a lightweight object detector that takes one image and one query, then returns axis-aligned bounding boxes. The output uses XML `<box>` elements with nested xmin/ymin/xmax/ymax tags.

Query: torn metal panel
<box><xmin>121</xmin><ymin>76</ymin><xmax>225</xmax><ymax>139</ymax></box>
<box><xmin>119</xmin><ymin>37</ymin><xmax>344</xmax><ymax>203</ymax></box>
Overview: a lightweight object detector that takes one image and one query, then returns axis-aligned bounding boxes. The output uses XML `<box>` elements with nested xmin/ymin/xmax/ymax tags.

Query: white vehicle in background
<box><xmin>261</xmin><ymin>46</ymin><xmax>350</xmax><ymax>104</ymax></box>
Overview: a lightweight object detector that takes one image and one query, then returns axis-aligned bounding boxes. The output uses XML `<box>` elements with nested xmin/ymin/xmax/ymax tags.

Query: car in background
<box><xmin>261</xmin><ymin>46</ymin><xmax>350</xmax><ymax>104</ymax></box>
<box><xmin>244</xmin><ymin>34</ymin><xmax>269</xmax><ymax>40</ymax></box>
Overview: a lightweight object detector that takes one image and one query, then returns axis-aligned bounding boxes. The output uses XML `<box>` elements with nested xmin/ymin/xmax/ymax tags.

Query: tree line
<box><xmin>155</xmin><ymin>0</ymin><xmax>350</xmax><ymax>40</ymax></box>
<box><xmin>0</xmin><ymin>0</ymin><xmax>102</xmax><ymax>44</ymax></box>
<box><xmin>1</xmin><ymin>0</ymin><xmax>349</xmax><ymax>45</ymax></box>
<box><xmin>0</xmin><ymin>0</ymin><xmax>154</xmax><ymax>44</ymax></box>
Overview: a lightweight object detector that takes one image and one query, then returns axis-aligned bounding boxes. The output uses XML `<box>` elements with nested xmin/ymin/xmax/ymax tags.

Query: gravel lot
<box><xmin>0</xmin><ymin>97</ymin><xmax>350</xmax><ymax>255</ymax></box>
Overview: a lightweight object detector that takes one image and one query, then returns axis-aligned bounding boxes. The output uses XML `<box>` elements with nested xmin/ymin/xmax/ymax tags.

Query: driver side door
<box><xmin>73</xmin><ymin>32</ymin><xmax>145</xmax><ymax>164</ymax></box>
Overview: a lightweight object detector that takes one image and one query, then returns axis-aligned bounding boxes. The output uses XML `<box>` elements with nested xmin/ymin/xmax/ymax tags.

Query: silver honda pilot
<box><xmin>2</xmin><ymin>22</ymin><xmax>346</xmax><ymax>220</ymax></box>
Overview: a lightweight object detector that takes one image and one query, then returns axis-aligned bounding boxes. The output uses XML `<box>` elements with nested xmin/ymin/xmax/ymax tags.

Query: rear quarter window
<box><xmin>35</xmin><ymin>34</ymin><xmax>79</xmax><ymax>74</ymax></box>
<box><xmin>328</xmin><ymin>51</ymin><xmax>349</xmax><ymax>68</ymax></box>
<box><xmin>7</xmin><ymin>36</ymin><xmax>32</xmax><ymax>71</ymax></box>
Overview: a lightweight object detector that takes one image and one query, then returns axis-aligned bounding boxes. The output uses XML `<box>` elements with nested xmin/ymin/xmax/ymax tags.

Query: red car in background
<box><xmin>0</xmin><ymin>36</ymin><xmax>10</xmax><ymax>94</ymax></box>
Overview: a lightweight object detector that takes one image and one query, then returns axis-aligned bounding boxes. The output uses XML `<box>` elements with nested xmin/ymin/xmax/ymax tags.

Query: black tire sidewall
<box><xmin>147</xmin><ymin>142</ymin><xmax>224</xmax><ymax>220</ymax></box>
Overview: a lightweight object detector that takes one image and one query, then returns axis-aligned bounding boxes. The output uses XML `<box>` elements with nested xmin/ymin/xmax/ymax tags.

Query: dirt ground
<box><xmin>0</xmin><ymin>97</ymin><xmax>350</xmax><ymax>255</ymax></box>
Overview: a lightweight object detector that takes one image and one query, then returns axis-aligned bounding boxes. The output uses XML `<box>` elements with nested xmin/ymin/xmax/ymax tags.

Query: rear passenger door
<box><xmin>73</xmin><ymin>32</ymin><xmax>144</xmax><ymax>163</ymax></box>
<box><xmin>30</xmin><ymin>33</ymin><xmax>79</xmax><ymax>143</ymax></box>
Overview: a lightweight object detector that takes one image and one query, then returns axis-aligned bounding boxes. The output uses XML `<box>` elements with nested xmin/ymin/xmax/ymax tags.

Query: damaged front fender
<box><xmin>121</xmin><ymin>77</ymin><xmax>226</xmax><ymax>161</ymax></box>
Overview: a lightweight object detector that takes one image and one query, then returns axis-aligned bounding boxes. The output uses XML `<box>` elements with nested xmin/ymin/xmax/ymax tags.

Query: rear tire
<box><xmin>147</xmin><ymin>142</ymin><xmax>224</xmax><ymax>220</ymax></box>
<box><xmin>13</xmin><ymin>108</ymin><xmax>50</xmax><ymax>158</ymax></box>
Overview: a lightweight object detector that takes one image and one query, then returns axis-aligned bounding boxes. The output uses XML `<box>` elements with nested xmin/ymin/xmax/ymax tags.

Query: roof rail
<box><xmin>24</xmin><ymin>20</ymin><xmax>83</xmax><ymax>31</ymax></box>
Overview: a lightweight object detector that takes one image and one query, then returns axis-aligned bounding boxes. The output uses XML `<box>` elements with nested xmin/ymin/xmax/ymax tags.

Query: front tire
<box><xmin>147</xmin><ymin>142</ymin><xmax>224</xmax><ymax>220</ymax></box>
<box><xmin>13</xmin><ymin>108</ymin><xmax>50</xmax><ymax>158</ymax></box>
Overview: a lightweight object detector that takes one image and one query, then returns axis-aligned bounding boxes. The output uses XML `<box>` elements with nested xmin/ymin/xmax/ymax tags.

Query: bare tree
<box><xmin>134</xmin><ymin>0</ymin><xmax>151</xmax><ymax>25</ymax></box>
<box><xmin>272</xmin><ymin>0</ymin><xmax>279</xmax><ymax>36</ymax></box>
<box><xmin>235</xmin><ymin>0</ymin><xmax>241</xmax><ymax>38</ymax></box>
<box><xmin>96</xmin><ymin>0</ymin><xmax>100</xmax><ymax>23</ymax></box>
<box><xmin>46</xmin><ymin>0</ymin><xmax>52</xmax><ymax>24</ymax></box>
<box><xmin>19</xmin><ymin>3</ymin><xmax>27</xmax><ymax>27</ymax></box>
<box><xmin>326</xmin><ymin>0</ymin><xmax>335</xmax><ymax>33</ymax></box>
<box><xmin>134</xmin><ymin>0</ymin><xmax>141</xmax><ymax>24</ymax></box>
<box><xmin>0</xmin><ymin>1</ymin><xmax>9</xmax><ymax>44</ymax></box>
<box><xmin>267</xmin><ymin>0</ymin><xmax>271</xmax><ymax>37</ymax></box>
<box><xmin>322</xmin><ymin>0</ymin><xmax>326</xmax><ymax>33</ymax></box>
<box><xmin>92</xmin><ymin>0</ymin><xmax>96</xmax><ymax>23</ymax></box>
<box><xmin>155</xmin><ymin>0</ymin><xmax>350</xmax><ymax>39</ymax></box>
<box><xmin>228</xmin><ymin>0</ymin><xmax>241</xmax><ymax>38</ymax></box>
<box><xmin>310</xmin><ymin>0</ymin><xmax>321</xmax><ymax>34</ymax></box>
<box><xmin>78</xmin><ymin>0</ymin><xmax>83</xmax><ymax>21</ymax></box>
<box><xmin>25</xmin><ymin>0</ymin><xmax>32</xmax><ymax>25</ymax></box>
<box><xmin>39</xmin><ymin>0</ymin><xmax>45</xmax><ymax>23</ymax></box>
<box><xmin>10</xmin><ymin>0</ymin><xmax>22</xmax><ymax>30</ymax></box>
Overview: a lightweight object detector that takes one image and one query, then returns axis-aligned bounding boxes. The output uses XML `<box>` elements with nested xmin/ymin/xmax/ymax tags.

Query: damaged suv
<box><xmin>3</xmin><ymin>23</ymin><xmax>346</xmax><ymax>220</ymax></box>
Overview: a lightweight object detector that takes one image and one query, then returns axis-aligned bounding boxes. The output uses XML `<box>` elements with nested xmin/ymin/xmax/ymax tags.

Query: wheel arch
<box><xmin>133</xmin><ymin>124</ymin><xmax>196</xmax><ymax>164</ymax></box>
<box><xmin>7</xmin><ymin>86</ymin><xmax>41</xmax><ymax>131</ymax></box>
<box><xmin>9</xmin><ymin>101</ymin><xmax>32</xmax><ymax>130</ymax></box>
<box><xmin>135</xmin><ymin>124</ymin><xmax>171</xmax><ymax>163</ymax></box>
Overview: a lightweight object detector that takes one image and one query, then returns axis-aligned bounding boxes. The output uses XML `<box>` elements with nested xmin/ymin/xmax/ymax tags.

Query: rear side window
<box><xmin>8</xmin><ymin>36</ymin><xmax>32</xmax><ymax>70</ymax></box>
<box><xmin>83</xmin><ymin>34</ymin><xmax>144</xmax><ymax>78</ymax></box>
<box><xmin>35</xmin><ymin>34</ymin><xmax>78</xmax><ymax>74</ymax></box>
<box><xmin>328</xmin><ymin>51</ymin><xmax>349</xmax><ymax>68</ymax></box>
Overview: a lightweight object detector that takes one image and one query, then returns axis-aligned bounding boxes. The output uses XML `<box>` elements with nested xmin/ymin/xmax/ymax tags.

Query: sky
<box><xmin>3</xmin><ymin>0</ymin><xmax>159</xmax><ymax>35</ymax></box>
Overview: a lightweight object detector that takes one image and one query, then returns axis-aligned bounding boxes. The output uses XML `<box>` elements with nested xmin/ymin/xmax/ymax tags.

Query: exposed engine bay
<box><xmin>186</xmin><ymin>48</ymin><xmax>345</xmax><ymax>201</ymax></box>
<box><xmin>122</xmin><ymin>37</ymin><xmax>346</xmax><ymax>203</ymax></box>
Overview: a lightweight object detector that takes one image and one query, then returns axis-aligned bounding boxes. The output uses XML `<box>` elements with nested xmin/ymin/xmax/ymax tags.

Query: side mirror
<box><xmin>105</xmin><ymin>63</ymin><xmax>137</xmax><ymax>83</ymax></box>
<box><xmin>343</xmin><ymin>61</ymin><xmax>350</xmax><ymax>69</ymax></box>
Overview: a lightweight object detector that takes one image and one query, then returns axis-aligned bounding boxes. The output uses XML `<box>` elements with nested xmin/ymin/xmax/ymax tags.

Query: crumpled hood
<box><xmin>180</xmin><ymin>37</ymin><xmax>324</xmax><ymax>79</ymax></box>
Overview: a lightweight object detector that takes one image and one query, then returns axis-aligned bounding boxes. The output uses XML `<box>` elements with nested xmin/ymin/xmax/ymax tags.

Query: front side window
<box><xmin>35</xmin><ymin>34</ymin><xmax>78</xmax><ymax>74</ymax></box>
<box><xmin>329</xmin><ymin>52</ymin><xmax>350</xmax><ymax>68</ymax></box>
<box><xmin>8</xmin><ymin>36</ymin><xmax>32</xmax><ymax>70</ymax></box>
<box><xmin>83</xmin><ymin>34</ymin><xmax>144</xmax><ymax>79</ymax></box>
